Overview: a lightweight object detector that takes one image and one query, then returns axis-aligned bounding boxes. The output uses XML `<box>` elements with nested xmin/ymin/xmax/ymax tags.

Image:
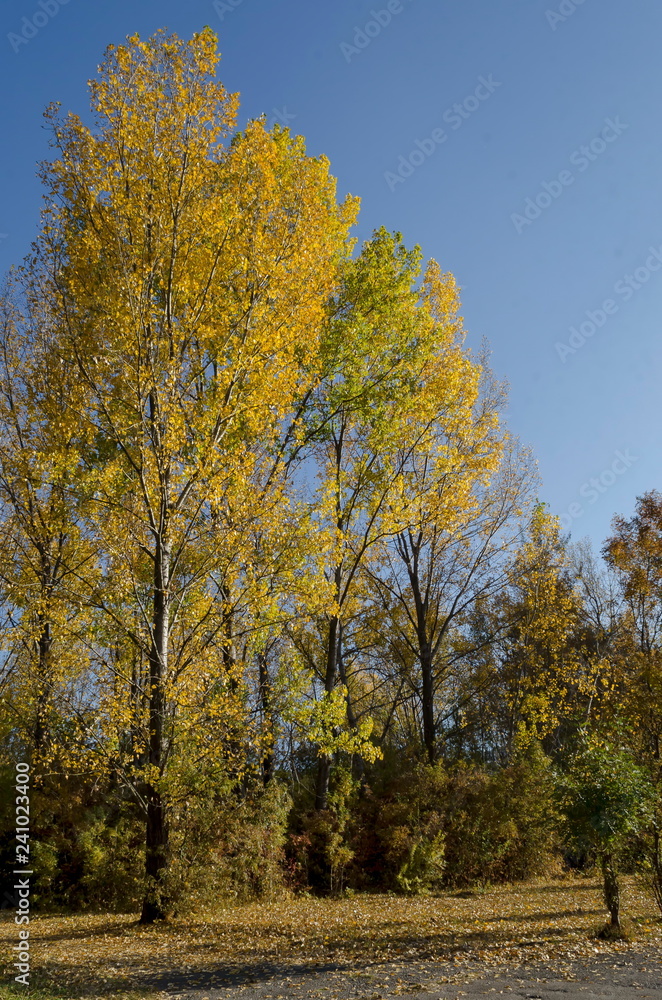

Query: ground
<box><xmin>0</xmin><ymin>878</ymin><xmax>660</xmax><ymax>999</ymax></box>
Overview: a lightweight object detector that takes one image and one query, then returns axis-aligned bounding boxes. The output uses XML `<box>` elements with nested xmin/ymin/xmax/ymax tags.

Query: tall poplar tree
<box><xmin>30</xmin><ymin>28</ymin><xmax>357</xmax><ymax>921</ymax></box>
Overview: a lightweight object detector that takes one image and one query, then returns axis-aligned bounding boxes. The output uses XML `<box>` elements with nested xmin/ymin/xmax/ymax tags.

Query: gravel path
<box><xmin>152</xmin><ymin>949</ymin><xmax>662</xmax><ymax>1000</ymax></box>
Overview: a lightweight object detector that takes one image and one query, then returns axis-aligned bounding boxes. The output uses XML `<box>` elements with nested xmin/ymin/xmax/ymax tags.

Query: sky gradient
<box><xmin>1</xmin><ymin>0</ymin><xmax>661</xmax><ymax>550</ymax></box>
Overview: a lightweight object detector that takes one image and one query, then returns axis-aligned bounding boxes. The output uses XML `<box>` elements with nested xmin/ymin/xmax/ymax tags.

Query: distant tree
<box><xmin>363</xmin><ymin>436</ymin><xmax>533</xmax><ymax>764</ymax></box>
<box><xmin>602</xmin><ymin>492</ymin><xmax>662</xmax><ymax>911</ymax></box>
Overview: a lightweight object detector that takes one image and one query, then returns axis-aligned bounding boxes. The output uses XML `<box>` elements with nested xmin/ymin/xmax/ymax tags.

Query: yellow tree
<box><xmin>497</xmin><ymin>504</ymin><xmax>586</xmax><ymax>748</ymax></box>
<box><xmin>0</xmin><ymin>287</ymin><xmax>94</xmax><ymax>766</ymax></box>
<box><xmin>295</xmin><ymin>231</ymin><xmax>507</xmax><ymax>803</ymax></box>
<box><xmin>358</xmin><ymin>263</ymin><xmax>533</xmax><ymax>764</ymax></box>
<box><xmin>31</xmin><ymin>29</ymin><xmax>357</xmax><ymax>921</ymax></box>
<box><xmin>365</xmin><ymin>440</ymin><xmax>533</xmax><ymax>764</ymax></box>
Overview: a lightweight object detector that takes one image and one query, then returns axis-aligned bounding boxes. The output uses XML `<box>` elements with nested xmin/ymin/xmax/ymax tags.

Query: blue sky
<box><xmin>1</xmin><ymin>0</ymin><xmax>661</xmax><ymax>550</ymax></box>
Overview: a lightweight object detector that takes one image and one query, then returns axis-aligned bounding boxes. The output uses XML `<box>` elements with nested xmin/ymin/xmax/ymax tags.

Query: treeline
<box><xmin>0</xmin><ymin>30</ymin><xmax>660</xmax><ymax>932</ymax></box>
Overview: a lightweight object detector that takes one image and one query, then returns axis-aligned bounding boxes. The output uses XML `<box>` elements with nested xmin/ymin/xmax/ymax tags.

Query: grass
<box><xmin>0</xmin><ymin>876</ymin><xmax>660</xmax><ymax>999</ymax></box>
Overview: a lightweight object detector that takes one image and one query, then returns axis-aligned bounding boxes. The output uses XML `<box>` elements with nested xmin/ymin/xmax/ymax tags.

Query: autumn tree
<box><xmin>363</xmin><ymin>425</ymin><xmax>533</xmax><ymax>764</ymax></box>
<box><xmin>29</xmin><ymin>28</ymin><xmax>357</xmax><ymax>921</ymax></box>
<box><xmin>602</xmin><ymin>492</ymin><xmax>662</xmax><ymax>911</ymax></box>
<box><xmin>485</xmin><ymin>504</ymin><xmax>591</xmax><ymax>753</ymax></box>
<box><xmin>290</xmin><ymin>231</ymin><xmax>509</xmax><ymax>805</ymax></box>
<box><xmin>560</xmin><ymin>734</ymin><xmax>655</xmax><ymax>931</ymax></box>
<box><xmin>0</xmin><ymin>286</ymin><xmax>95</xmax><ymax>768</ymax></box>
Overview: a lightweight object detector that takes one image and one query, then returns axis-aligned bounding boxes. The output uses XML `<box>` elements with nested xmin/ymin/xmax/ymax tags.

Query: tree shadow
<box><xmin>493</xmin><ymin>908</ymin><xmax>605</xmax><ymax>922</ymax></box>
<box><xmin>28</xmin><ymin>957</ymin><xmax>371</xmax><ymax>998</ymax></box>
<box><xmin>448</xmin><ymin>883</ymin><xmax>600</xmax><ymax>901</ymax></box>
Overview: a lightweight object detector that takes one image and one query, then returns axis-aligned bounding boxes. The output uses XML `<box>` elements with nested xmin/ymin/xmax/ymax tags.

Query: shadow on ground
<box><xmin>30</xmin><ymin>948</ymin><xmax>662</xmax><ymax>1000</ymax></box>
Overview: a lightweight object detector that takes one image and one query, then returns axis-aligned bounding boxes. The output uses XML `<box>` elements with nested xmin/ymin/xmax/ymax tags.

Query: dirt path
<box><xmin>152</xmin><ymin>949</ymin><xmax>662</xmax><ymax>1000</ymax></box>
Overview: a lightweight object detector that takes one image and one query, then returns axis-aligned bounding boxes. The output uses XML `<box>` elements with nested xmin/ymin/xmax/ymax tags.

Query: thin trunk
<box><xmin>220</xmin><ymin>583</ymin><xmax>243</xmax><ymax>790</ymax></box>
<box><xmin>140</xmin><ymin>537</ymin><xmax>170</xmax><ymax>924</ymax></box>
<box><xmin>258</xmin><ymin>652</ymin><xmax>274</xmax><ymax>786</ymax></box>
<box><xmin>34</xmin><ymin>616</ymin><xmax>52</xmax><ymax>754</ymax></box>
<box><xmin>337</xmin><ymin>625</ymin><xmax>364</xmax><ymax>782</ymax></box>
<box><xmin>651</xmin><ymin>825</ymin><xmax>662</xmax><ymax>914</ymax></box>
<box><xmin>601</xmin><ymin>852</ymin><xmax>620</xmax><ymax>927</ymax></box>
<box><xmin>315</xmin><ymin>614</ymin><xmax>338</xmax><ymax>811</ymax></box>
<box><xmin>398</xmin><ymin>532</ymin><xmax>437</xmax><ymax>764</ymax></box>
<box><xmin>315</xmin><ymin>426</ymin><xmax>345</xmax><ymax>812</ymax></box>
<box><xmin>420</xmin><ymin>642</ymin><xmax>436</xmax><ymax>764</ymax></box>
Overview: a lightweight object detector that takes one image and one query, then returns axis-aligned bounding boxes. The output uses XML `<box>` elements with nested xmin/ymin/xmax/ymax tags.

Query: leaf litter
<box><xmin>1</xmin><ymin>877</ymin><xmax>660</xmax><ymax>999</ymax></box>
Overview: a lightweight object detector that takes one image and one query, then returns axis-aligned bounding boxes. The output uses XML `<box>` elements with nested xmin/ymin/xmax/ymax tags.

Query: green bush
<box><xmin>165</xmin><ymin>779</ymin><xmax>292</xmax><ymax>910</ymax></box>
<box><xmin>353</xmin><ymin>744</ymin><xmax>559</xmax><ymax>892</ymax></box>
<box><xmin>558</xmin><ymin>734</ymin><xmax>657</xmax><ymax>927</ymax></box>
<box><xmin>395</xmin><ymin>832</ymin><xmax>446</xmax><ymax>895</ymax></box>
<box><xmin>76</xmin><ymin>812</ymin><xmax>145</xmax><ymax>910</ymax></box>
<box><xmin>370</xmin><ymin>763</ymin><xmax>447</xmax><ymax>894</ymax></box>
<box><xmin>286</xmin><ymin>766</ymin><xmax>358</xmax><ymax>895</ymax></box>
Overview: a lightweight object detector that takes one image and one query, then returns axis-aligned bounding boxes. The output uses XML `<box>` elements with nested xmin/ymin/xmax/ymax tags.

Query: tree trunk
<box><xmin>258</xmin><ymin>652</ymin><xmax>274</xmax><ymax>786</ymax></box>
<box><xmin>315</xmin><ymin>614</ymin><xmax>338</xmax><ymax>812</ymax></box>
<box><xmin>140</xmin><ymin>538</ymin><xmax>170</xmax><ymax>924</ymax></box>
<box><xmin>651</xmin><ymin>825</ymin><xmax>662</xmax><ymax>914</ymax></box>
<box><xmin>34</xmin><ymin>614</ymin><xmax>52</xmax><ymax>754</ymax></box>
<box><xmin>34</xmin><ymin>552</ymin><xmax>56</xmax><ymax>757</ymax></box>
<box><xmin>420</xmin><ymin>643</ymin><xmax>436</xmax><ymax>764</ymax></box>
<box><xmin>601</xmin><ymin>852</ymin><xmax>620</xmax><ymax>927</ymax></box>
<box><xmin>141</xmin><ymin>788</ymin><xmax>168</xmax><ymax>923</ymax></box>
<box><xmin>398</xmin><ymin>531</ymin><xmax>436</xmax><ymax>764</ymax></box>
<box><xmin>337</xmin><ymin>626</ymin><xmax>364</xmax><ymax>782</ymax></box>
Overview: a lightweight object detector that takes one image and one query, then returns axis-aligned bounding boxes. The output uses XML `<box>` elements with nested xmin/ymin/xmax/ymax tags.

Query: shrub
<box><xmin>558</xmin><ymin>734</ymin><xmax>656</xmax><ymax>928</ymax></box>
<box><xmin>353</xmin><ymin>744</ymin><xmax>559</xmax><ymax>892</ymax></box>
<box><xmin>370</xmin><ymin>763</ymin><xmax>447</xmax><ymax>894</ymax></box>
<box><xmin>165</xmin><ymin>779</ymin><xmax>292</xmax><ymax>910</ymax></box>
<box><xmin>286</xmin><ymin>766</ymin><xmax>358</xmax><ymax>895</ymax></box>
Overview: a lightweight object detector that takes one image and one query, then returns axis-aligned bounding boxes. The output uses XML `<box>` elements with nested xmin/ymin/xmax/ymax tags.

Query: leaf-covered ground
<box><xmin>0</xmin><ymin>877</ymin><xmax>660</xmax><ymax>999</ymax></box>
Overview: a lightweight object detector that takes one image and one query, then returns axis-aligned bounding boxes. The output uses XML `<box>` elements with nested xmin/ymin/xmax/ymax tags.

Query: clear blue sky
<box><xmin>1</xmin><ymin>0</ymin><xmax>661</xmax><ymax>550</ymax></box>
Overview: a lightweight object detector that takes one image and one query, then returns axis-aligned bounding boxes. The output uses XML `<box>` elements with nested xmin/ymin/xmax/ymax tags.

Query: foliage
<box><xmin>558</xmin><ymin>732</ymin><xmax>657</xmax><ymax>927</ymax></box>
<box><xmin>164</xmin><ymin>779</ymin><xmax>293</xmax><ymax>909</ymax></box>
<box><xmin>560</xmin><ymin>737</ymin><xmax>655</xmax><ymax>852</ymax></box>
<box><xmin>0</xmin><ymin>772</ymin><xmax>144</xmax><ymax>912</ymax></box>
<box><xmin>369</xmin><ymin>763</ymin><xmax>447</xmax><ymax>893</ymax></box>
<box><xmin>287</xmin><ymin>765</ymin><xmax>359</xmax><ymax>895</ymax></box>
<box><xmin>1</xmin><ymin>26</ymin><xmax>662</xmax><ymax>928</ymax></box>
